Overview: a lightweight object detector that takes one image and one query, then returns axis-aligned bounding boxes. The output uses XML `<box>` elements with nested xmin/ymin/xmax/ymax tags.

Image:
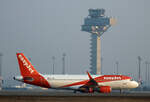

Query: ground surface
<box><xmin>0</xmin><ymin>90</ymin><xmax>150</xmax><ymax>102</ymax></box>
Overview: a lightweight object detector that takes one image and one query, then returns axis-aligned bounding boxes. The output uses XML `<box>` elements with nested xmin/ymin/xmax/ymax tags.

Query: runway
<box><xmin>0</xmin><ymin>90</ymin><xmax>150</xmax><ymax>102</ymax></box>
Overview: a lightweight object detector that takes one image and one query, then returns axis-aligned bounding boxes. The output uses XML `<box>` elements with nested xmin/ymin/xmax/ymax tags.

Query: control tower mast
<box><xmin>81</xmin><ymin>9</ymin><xmax>115</xmax><ymax>74</ymax></box>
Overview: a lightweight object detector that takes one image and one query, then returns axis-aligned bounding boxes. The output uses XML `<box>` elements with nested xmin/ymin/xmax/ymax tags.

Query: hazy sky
<box><xmin>0</xmin><ymin>0</ymin><xmax>150</xmax><ymax>84</ymax></box>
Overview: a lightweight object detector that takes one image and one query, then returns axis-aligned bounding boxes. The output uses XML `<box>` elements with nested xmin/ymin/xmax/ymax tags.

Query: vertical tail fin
<box><xmin>16</xmin><ymin>53</ymin><xmax>39</xmax><ymax>77</ymax></box>
<box><xmin>16</xmin><ymin>53</ymin><xmax>50</xmax><ymax>88</ymax></box>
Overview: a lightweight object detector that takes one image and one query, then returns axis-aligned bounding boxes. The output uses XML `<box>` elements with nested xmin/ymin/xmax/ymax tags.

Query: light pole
<box><xmin>116</xmin><ymin>61</ymin><xmax>119</xmax><ymax>75</ymax></box>
<box><xmin>145</xmin><ymin>61</ymin><xmax>148</xmax><ymax>85</ymax></box>
<box><xmin>138</xmin><ymin>56</ymin><xmax>142</xmax><ymax>83</ymax></box>
<box><xmin>0</xmin><ymin>53</ymin><xmax>3</xmax><ymax>90</ymax></box>
<box><xmin>52</xmin><ymin>56</ymin><xmax>55</xmax><ymax>74</ymax></box>
<box><xmin>62</xmin><ymin>53</ymin><xmax>66</xmax><ymax>74</ymax></box>
<box><xmin>148</xmin><ymin>62</ymin><xmax>150</xmax><ymax>85</ymax></box>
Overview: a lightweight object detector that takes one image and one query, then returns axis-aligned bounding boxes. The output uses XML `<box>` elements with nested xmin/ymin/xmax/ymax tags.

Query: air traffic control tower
<box><xmin>81</xmin><ymin>9</ymin><xmax>115</xmax><ymax>75</ymax></box>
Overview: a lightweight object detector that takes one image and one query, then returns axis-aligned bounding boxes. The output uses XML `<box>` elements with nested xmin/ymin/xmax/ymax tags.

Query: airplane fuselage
<box><xmin>15</xmin><ymin>74</ymin><xmax>138</xmax><ymax>90</ymax></box>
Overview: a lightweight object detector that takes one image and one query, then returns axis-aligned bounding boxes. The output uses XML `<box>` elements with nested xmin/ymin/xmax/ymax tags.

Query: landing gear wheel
<box><xmin>120</xmin><ymin>89</ymin><xmax>123</xmax><ymax>94</ymax></box>
<box><xmin>89</xmin><ymin>88</ymin><xmax>94</xmax><ymax>93</ymax></box>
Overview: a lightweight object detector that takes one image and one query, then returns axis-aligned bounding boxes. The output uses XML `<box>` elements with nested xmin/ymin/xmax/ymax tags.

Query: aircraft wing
<box><xmin>78</xmin><ymin>71</ymin><xmax>99</xmax><ymax>92</ymax></box>
<box><xmin>84</xmin><ymin>71</ymin><xmax>98</xmax><ymax>87</ymax></box>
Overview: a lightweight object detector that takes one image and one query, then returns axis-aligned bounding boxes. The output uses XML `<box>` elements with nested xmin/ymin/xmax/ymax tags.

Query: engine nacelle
<box><xmin>99</xmin><ymin>86</ymin><xmax>111</xmax><ymax>93</ymax></box>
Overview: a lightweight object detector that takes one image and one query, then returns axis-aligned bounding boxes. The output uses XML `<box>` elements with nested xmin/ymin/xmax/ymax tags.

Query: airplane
<box><xmin>14</xmin><ymin>53</ymin><xmax>139</xmax><ymax>93</ymax></box>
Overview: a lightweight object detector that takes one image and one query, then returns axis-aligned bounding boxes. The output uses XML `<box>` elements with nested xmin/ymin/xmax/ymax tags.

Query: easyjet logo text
<box><xmin>18</xmin><ymin>55</ymin><xmax>34</xmax><ymax>74</ymax></box>
<box><xmin>104</xmin><ymin>77</ymin><xmax>121</xmax><ymax>80</ymax></box>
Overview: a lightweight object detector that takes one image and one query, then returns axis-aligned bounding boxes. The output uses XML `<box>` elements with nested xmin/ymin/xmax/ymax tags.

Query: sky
<box><xmin>0</xmin><ymin>0</ymin><xmax>150</xmax><ymax>86</ymax></box>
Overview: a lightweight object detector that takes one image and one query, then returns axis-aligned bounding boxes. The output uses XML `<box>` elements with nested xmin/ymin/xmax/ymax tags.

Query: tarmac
<box><xmin>0</xmin><ymin>90</ymin><xmax>150</xmax><ymax>102</ymax></box>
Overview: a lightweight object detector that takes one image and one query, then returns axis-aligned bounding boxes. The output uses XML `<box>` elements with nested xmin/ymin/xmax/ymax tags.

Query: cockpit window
<box><xmin>130</xmin><ymin>78</ymin><xmax>133</xmax><ymax>81</ymax></box>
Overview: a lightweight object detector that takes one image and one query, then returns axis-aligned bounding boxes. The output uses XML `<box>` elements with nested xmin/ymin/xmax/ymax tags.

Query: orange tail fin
<box><xmin>16</xmin><ymin>53</ymin><xmax>50</xmax><ymax>88</ymax></box>
<box><xmin>16</xmin><ymin>53</ymin><xmax>39</xmax><ymax>77</ymax></box>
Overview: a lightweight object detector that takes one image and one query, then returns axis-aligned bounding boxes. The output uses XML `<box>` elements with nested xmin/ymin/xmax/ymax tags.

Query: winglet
<box><xmin>86</xmin><ymin>71</ymin><xmax>93</xmax><ymax>80</ymax></box>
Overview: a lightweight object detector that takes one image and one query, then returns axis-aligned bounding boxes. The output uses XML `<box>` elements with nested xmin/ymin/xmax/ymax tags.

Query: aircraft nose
<box><xmin>131</xmin><ymin>81</ymin><xmax>139</xmax><ymax>88</ymax></box>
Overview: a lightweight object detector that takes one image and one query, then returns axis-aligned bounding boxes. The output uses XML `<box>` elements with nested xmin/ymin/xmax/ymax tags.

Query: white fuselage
<box><xmin>42</xmin><ymin>74</ymin><xmax>139</xmax><ymax>90</ymax></box>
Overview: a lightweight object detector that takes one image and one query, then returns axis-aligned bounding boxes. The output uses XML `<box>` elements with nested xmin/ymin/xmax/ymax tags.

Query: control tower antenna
<box><xmin>81</xmin><ymin>9</ymin><xmax>116</xmax><ymax>74</ymax></box>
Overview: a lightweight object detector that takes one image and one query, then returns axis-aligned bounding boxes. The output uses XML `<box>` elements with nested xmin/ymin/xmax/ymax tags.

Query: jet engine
<box><xmin>99</xmin><ymin>86</ymin><xmax>111</xmax><ymax>93</ymax></box>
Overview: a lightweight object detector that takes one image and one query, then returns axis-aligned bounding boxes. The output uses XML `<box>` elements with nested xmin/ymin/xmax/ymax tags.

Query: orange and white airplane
<box><xmin>14</xmin><ymin>53</ymin><xmax>139</xmax><ymax>93</ymax></box>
